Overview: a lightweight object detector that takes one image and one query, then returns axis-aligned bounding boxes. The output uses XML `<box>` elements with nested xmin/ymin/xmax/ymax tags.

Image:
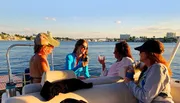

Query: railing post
<box><xmin>6</xmin><ymin>44</ymin><xmax>34</xmax><ymax>97</ymax></box>
<box><xmin>50</xmin><ymin>52</ymin><xmax>54</xmax><ymax>71</ymax></box>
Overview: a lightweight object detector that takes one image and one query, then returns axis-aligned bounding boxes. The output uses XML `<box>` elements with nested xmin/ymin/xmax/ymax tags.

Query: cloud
<box><xmin>44</xmin><ymin>17</ymin><xmax>56</xmax><ymax>21</ymax></box>
<box><xmin>115</xmin><ymin>20</ymin><xmax>121</xmax><ymax>24</ymax></box>
<box><xmin>52</xmin><ymin>18</ymin><xmax>56</xmax><ymax>21</ymax></box>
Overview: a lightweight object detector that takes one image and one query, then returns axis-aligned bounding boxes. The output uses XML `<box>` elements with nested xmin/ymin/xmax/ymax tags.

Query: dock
<box><xmin>0</xmin><ymin>75</ymin><xmax>22</xmax><ymax>90</ymax></box>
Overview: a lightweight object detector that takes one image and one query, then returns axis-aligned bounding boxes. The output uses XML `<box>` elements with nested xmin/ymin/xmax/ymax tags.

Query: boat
<box><xmin>1</xmin><ymin>43</ymin><xmax>180</xmax><ymax>103</ymax></box>
<box><xmin>2</xmin><ymin>70</ymin><xmax>180</xmax><ymax>103</ymax></box>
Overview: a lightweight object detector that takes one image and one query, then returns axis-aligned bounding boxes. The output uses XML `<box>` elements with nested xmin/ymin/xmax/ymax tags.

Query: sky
<box><xmin>0</xmin><ymin>0</ymin><xmax>180</xmax><ymax>38</ymax></box>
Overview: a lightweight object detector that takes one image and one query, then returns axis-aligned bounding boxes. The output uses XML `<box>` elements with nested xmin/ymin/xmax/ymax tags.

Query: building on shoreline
<box><xmin>120</xmin><ymin>34</ymin><xmax>130</xmax><ymax>40</ymax></box>
<box><xmin>166</xmin><ymin>32</ymin><xmax>176</xmax><ymax>38</ymax></box>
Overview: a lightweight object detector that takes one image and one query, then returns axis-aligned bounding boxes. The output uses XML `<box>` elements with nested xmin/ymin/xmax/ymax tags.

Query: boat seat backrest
<box><xmin>22</xmin><ymin>70</ymin><xmax>76</xmax><ymax>95</ymax></box>
<box><xmin>171</xmin><ymin>80</ymin><xmax>180</xmax><ymax>103</ymax></box>
<box><xmin>41</xmin><ymin>70</ymin><xmax>77</xmax><ymax>86</ymax></box>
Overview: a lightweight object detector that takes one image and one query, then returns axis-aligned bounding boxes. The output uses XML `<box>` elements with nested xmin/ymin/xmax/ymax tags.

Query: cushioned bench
<box><xmin>22</xmin><ymin>71</ymin><xmax>123</xmax><ymax>95</ymax></box>
<box><xmin>5</xmin><ymin>70</ymin><xmax>180</xmax><ymax>103</ymax></box>
<box><xmin>6</xmin><ymin>81</ymin><xmax>138</xmax><ymax>103</ymax></box>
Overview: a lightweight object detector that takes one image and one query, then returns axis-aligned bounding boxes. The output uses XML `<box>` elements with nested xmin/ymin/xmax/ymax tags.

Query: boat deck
<box><xmin>0</xmin><ymin>75</ymin><xmax>22</xmax><ymax>90</ymax></box>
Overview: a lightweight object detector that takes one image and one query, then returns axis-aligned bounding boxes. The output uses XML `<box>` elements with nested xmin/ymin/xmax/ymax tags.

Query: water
<box><xmin>0</xmin><ymin>41</ymin><xmax>180</xmax><ymax>79</ymax></box>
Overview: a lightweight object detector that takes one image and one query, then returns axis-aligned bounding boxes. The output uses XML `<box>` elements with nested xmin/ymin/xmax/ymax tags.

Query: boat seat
<box><xmin>83</xmin><ymin>76</ymin><xmax>122</xmax><ymax>85</ymax></box>
<box><xmin>6</xmin><ymin>70</ymin><xmax>180</xmax><ymax>103</ymax></box>
<box><xmin>7</xmin><ymin>80</ymin><xmax>180</xmax><ymax>103</ymax></box>
<box><xmin>40</xmin><ymin>70</ymin><xmax>77</xmax><ymax>86</ymax></box>
<box><xmin>22</xmin><ymin>70</ymin><xmax>77</xmax><ymax>95</ymax></box>
<box><xmin>22</xmin><ymin>70</ymin><xmax>123</xmax><ymax>95</ymax></box>
<box><xmin>171</xmin><ymin>79</ymin><xmax>180</xmax><ymax>103</ymax></box>
<box><xmin>40</xmin><ymin>70</ymin><xmax>123</xmax><ymax>86</ymax></box>
<box><xmin>5</xmin><ymin>81</ymin><xmax>138</xmax><ymax>103</ymax></box>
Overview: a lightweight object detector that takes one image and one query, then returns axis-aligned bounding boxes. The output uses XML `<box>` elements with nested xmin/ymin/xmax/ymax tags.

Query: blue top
<box><xmin>65</xmin><ymin>53</ymin><xmax>90</xmax><ymax>78</ymax></box>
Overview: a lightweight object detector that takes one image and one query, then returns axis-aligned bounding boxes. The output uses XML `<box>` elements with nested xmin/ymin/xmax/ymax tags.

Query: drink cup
<box><xmin>126</xmin><ymin>71</ymin><xmax>134</xmax><ymax>80</ymax></box>
<box><xmin>98</xmin><ymin>55</ymin><xmax>105</xmax><ymax>61</ymax></box>
<box><xmin>132</xmin><ymin>60</ymin><xmax>145</xmax><ymax>71</ymax></box>
<box><xmin>132</xmin><ymin>60</ymin><xmax>140</xmax><ymax>69</ymax></box>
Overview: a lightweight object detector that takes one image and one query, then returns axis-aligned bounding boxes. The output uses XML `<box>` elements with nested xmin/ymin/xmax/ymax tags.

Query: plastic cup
<box><xmin>98</xmin><ymin>55</ymin><xmax>105</xmax><ymax>61</ymax></box>
<box><xmin>132</xmin><ymin>60</ymin><xmax>145</xmax><ymax>72</ymax></box>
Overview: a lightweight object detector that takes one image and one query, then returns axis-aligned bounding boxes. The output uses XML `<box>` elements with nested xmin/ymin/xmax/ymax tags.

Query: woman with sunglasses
<box><xmin>124</xmin><ymin>40</ymin><xmax>174</xmax><ymax>103</ymax></box>
<box><xmin>65</xmin><ymin>39</ymin><xmax>90</xmax><ymax>79</ymax></box>
<box><xmin>30</xmin><ymin>32</ymin><xmax>60</xmax><ymax>83</ymax></box>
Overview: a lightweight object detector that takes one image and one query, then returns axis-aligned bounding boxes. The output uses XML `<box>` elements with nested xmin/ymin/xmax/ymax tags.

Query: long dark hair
<box><xmin>73</xmin><ymin>39</ymin><xmax>88</xmax><ymax>53</ymax></box>
<box><xmin>115</xmin><ymin>41</ymin><xmax>133</xmax><ymax>59</ymax></box>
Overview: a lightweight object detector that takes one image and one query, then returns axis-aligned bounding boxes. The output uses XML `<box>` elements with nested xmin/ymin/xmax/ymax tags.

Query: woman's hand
<box><xmin>98</xmin><ymin>55</ymin><xmax>105</xmax><ymax>65</ymax></box>
<box><xmin>124</xmin><ymin>77</ymin><xmax>132</xmax><ymax>83</ymax></box>
<box><xmin>98</xmin><ymin>55</ymin><xmax>106</xmax><ymax>71</ymax></box>
<box><xmin>78</xmin><ymin>76</ymin><xmax>86</xmax><ymax>80</ymax></box>
<box><xmin>124</xmin><ymin>65</ymin><xmax>135</xmax><ymax>82</ymax></box>
<box><xmin>82</xmin><ymin>61</ymin><xmax>88</xmax><ymax>67</ymax></box>
<box><xmin>124</xmin><ymin>66</ymin><xmax>134</xmax><ymax>75</ymax></box>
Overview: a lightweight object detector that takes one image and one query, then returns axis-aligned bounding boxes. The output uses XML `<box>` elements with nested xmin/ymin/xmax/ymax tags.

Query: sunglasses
<box><xmin>82</xmin><ymin>45</ymin><xmax>88</xmax><ymax>50</ymax></box>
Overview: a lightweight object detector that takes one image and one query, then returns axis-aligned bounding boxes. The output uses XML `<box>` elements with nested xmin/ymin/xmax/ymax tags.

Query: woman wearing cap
<box><xmin>124</xmin><ymin>40</ymin><xmax>174</xmax><ymax>103</ymax></box>
<box><xmin>30</xmin><ymin>32</ymin><xmax>59</xmax><ymax>83</ymax></box>
<box><xmin>65</xmin><ymin>39</ymin><xmax>90</xmax><ymax>79</ymax></box>
<box><xmin>99</xmin><ymin>41</ymin><xmax>134</xmax><ymax>78</ymax></box>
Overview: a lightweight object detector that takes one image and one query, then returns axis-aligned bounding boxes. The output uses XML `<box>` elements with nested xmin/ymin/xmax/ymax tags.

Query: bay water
<box><xmin>0</xmin><ymin>41</ymin><xmax>180</xmax><ymax>79</ymax></box>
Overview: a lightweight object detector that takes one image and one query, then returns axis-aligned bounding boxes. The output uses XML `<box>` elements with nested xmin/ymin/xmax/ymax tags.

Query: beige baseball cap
<box><xmin>34</xmin><ymin>31</ymin><xmax>60</xmax><ymax>47</ymax></box>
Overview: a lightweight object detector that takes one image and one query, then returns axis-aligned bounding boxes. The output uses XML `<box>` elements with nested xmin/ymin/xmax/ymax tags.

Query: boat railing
<box><xmin>6</xmin><ymin>44</ymin><xmax>54</xmax><ymax>84</ymax></box>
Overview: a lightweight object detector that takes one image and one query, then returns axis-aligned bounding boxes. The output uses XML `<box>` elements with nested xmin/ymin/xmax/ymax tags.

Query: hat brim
<box><xmin>34</xmin><ymin>33</ymin><xmax>60</xmax><ymax>47</ymax></box>
<box><xmin>134</xmin><ymin>46</ymin><xmax>143</xmax><ymax>51</ymax></box>
<box><xmin>48</xmin><ymin>38</ymin><xmax>60</xmax><ymax>47</ymax></box>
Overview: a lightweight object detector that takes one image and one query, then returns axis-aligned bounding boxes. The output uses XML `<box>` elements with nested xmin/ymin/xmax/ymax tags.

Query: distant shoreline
<box><xmin>0</xmin><ymin>39</ymin><xmax>177</xmax><ymax>43</ymax></box>
<box><xmin>0</xmin><ymin>32</ymin><xmax>178</xmax><ymax>43</ymax></box>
